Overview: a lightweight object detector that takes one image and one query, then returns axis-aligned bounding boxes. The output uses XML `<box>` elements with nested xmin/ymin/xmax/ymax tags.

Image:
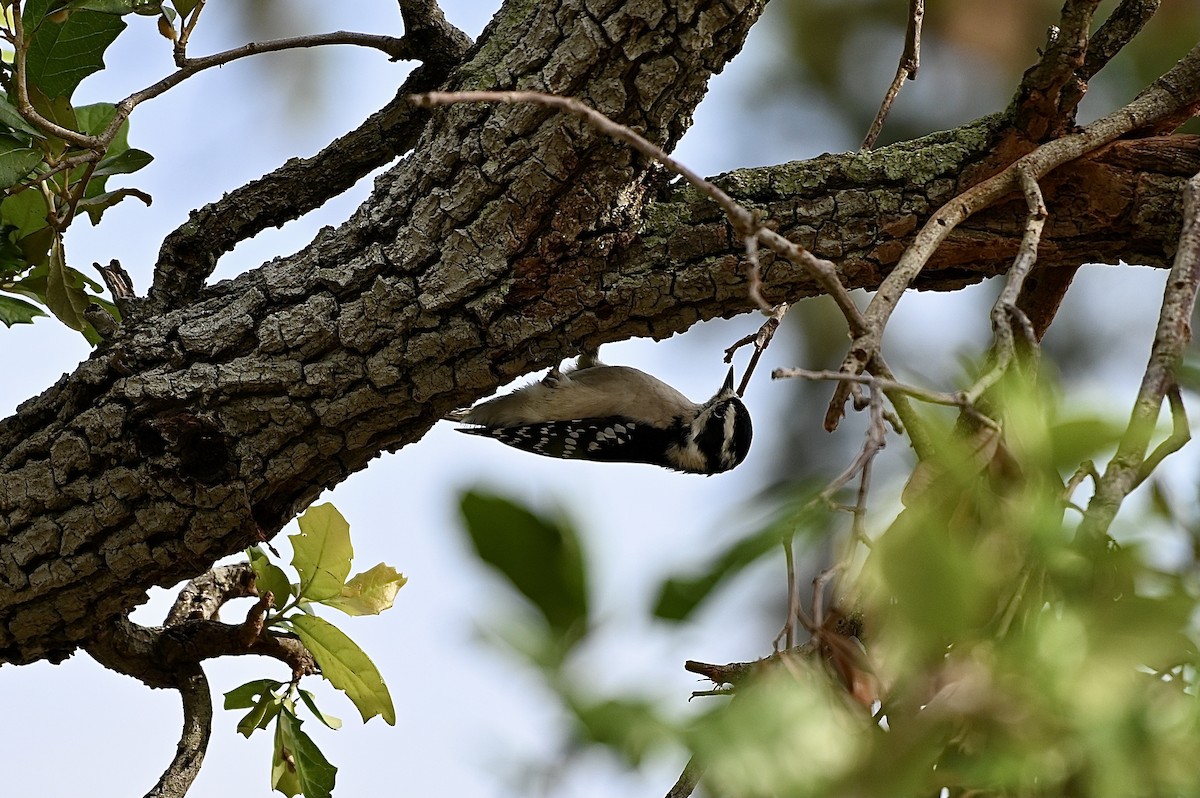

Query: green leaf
<box><xmin>0</xmin><ymin>227</ymin><xmax>29</xmax><ymax>278</ymax></box>
<box><xmin>297</xmin><ymin>689</ymin><xmax>343</xmax><ymax>730</ymax></box>
<box><xmin>18</xmin><ymin>227</ymin><xmax>54</xmax><ymax>270</ymax></box>
<box><xmin>69</xmin><ymin>103</ymin><xmax>154</xmax><ymax>215</ymax></box>
<box><xmin>248</xmin><ymin>546</ymin><xmax>294</xmax><ymax>608</ymax></box>
<box><xmin>272</xmin><ymin>713</ymin><xmax>302</xmax><ymax>798</ymax></box>
<box><xmin>569</xmin><ymin>697</ymin><xmax>675</xmax><ymax>767</ymax></box>
<box><xmin>0</xmin><ymin>294</ymin><xmax>47</xmax><ymax>326</ymax></box>
<box><xmin>23</xmin><ymin>0</ymin><xmax>127</xmax><ymax>101</ymax></box>
<box><xmin>93</xmin><ymin>146</ymin><xmax>152</xmax><ymax>177</ymax></box>
<box><xmin>225</xmin><ymin>679</ymin><xmax>285</xmax><ymax>738</ymax></box>
<box><xmin>289</xmin><ymin>503</ymin><xmax>353</xmax><ymax>602</ymax></box>
<box><xmin>274</xmin><ymin>710</ymin><xmax>336</xmax><ymax>798</ymax></box>
<box><xmin>0</xmin><ymin>139</ymin><xmax>44</xmax><ymax>190</ymax></box>
<box><xmin>223</xmin><ymin>679</ymin><xmax>284</xmax><ymax>710</ymax></box>
<box><xmin>44</xmin><ymin>235</ymin><xmax>88</xmax><ymax>330</ymax></box>
<box><xmin>0</xmin><ymin>94</ymin><xmax>43</xmax><ymax>138</ymax></box>
<box><xmin>290</xmin><ymin>614</ymin><xmax>396</xmax><ymax>725</ymax></box>
<box><xmin>170</xmin><ymin>0</ymin><xmax>199</xmax><ymax>17</ymax></box>
<box><xmin>2</xmin><ymin>190</ymin><xmax>53</xmax><ymax>242</ymax></box>
<box><xmin>236</xmin><ymin>692</ymin><xmax>283</xmax><ymax>738</ymax></box>
<box><xmin>1049</xmin><ymin>416</ymin><xmax>1124</xmax><ymax>471</ymax></box>
<box><xmin>73</xmin><ymin>102</ymin><xmax>118</xmax><ymax>140</ymax></box>
<box><xmin>77</xmin><ymin>187</ymin><xmax>152</xmax><ymax>225</ymax></box>
<box><xmin>459</xmin><ymin>490</ymin><xmax>589</xmax><ymax>643</ymax></box>
<box><xmin>321</xmin><ymin>562</ymin><xmax>406</xmax><ymax>616</ymax></box>
<box><xmin>51</xmin><ymin>0</ymin><xmax>163</xmax><ymax>15</ymax></box>
<box><xmin>26</xmin><ymin>91</ymin><xmax>77</xmax><ymax>160</ymax></box>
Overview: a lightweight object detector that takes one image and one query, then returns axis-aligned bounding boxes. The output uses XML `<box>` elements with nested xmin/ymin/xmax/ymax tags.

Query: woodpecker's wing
<box><xmin>455</xmin><ymin>365</ymin><xmax>696</xmax><ymax>428</ymax></box>
<box><xmin>458</xmin><ymin>417</ymin><xmax>680</xmax><ymax>468</ymax></box>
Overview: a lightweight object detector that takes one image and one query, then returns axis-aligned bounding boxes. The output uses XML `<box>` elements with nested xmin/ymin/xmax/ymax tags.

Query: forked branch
<box><xmin>1077</xmin><ymin>170</ymin><xmax>1200</xmax><ymax>545</ymax></box>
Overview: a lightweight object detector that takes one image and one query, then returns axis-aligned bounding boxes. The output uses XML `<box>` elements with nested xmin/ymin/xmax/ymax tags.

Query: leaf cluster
<box><xmin>230</xmin><ymin>503</ymin><xmax>406</xmax><ymax>798</ymax></box>
<box><xmin>0</xmin><ymin>0</ymin><xmax>179</xmax><ymax>336</ymax></box>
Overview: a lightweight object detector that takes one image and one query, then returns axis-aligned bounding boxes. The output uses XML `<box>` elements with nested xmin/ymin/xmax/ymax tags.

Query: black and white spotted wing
<box><xmin>458</xmin><ymin>417</ymin><xmax>678</xmax><ymax>468</ymax></box>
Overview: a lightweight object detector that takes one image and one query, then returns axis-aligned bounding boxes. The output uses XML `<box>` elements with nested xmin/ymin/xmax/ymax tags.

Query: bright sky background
<box><xmin>0</xmin><ymin>3</ymin><xmax>1186</xmax><ymax>798</ymax></box>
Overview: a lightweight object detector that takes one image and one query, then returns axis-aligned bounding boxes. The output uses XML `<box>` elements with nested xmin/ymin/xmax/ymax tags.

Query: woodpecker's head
<box><xmin>682</xmin><ymin>368</ymin><xmax>752</xmax><ymax>474</ymax></box>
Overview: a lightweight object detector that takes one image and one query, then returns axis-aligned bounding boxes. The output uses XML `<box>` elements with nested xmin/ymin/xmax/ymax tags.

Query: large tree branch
<box><xmin>0</xmin><ymin>0</ymin><xmax>1198</xmax><ymax>667</ymax></box>
<box><xmin>0</xmin><ymin>0</ymin><xmax>774</xmax><ymax>665</ymax></box>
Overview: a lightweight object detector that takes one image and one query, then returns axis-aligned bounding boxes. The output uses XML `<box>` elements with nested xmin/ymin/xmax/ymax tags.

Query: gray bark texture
<box><xmin>0</xmin><ymin>0</ymin><xmax>1195</xmax><ymax>665</ymax></box>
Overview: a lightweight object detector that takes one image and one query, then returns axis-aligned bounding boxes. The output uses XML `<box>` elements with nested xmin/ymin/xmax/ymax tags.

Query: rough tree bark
<box><xmin>0</xmin><ymin>0</ymin><xmax>1196</xmax><ymax>666</ymax></box>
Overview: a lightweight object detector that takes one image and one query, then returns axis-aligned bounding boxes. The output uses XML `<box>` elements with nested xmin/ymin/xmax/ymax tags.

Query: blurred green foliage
<box><xmin>460</xmin><ymin>369</ymin><xmax>1200</xmax><ymax>797</ymax></box>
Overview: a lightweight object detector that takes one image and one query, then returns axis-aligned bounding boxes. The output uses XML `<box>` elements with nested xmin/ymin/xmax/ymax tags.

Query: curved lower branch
<box><xmin>84</xmin><ymin>565</ymin><xmax>316</xmax><ymax>797</ymax></box>
<box><xmin>144</xmin><ymin>664</ymin><xmax>212</xmax><ymax>798</ymax></box>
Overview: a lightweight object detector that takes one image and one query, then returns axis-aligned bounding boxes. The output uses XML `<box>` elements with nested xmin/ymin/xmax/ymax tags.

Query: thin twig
<box><xmin>862</xmin><ymin>0</ymin><xmax>923</xmax><ymax>150</ymax></box>
<box><xmin>725</xmin><ymin>303</ymin><xmax>790</xmax><ymax>396</ymax></box>
<box><xmin>774</xmin><ymin>537</ymin><xmax>799</xmax><ymax>651</ymax></box>
<box><xmin>811</xmin><ymin>565</ymin><xmax>842</xmax><ymax>629</ymax></box>
<box><xmin>1078</xmin><ymin>170</ymin><xmax>1200</xmax><ymax>545</ymax></box>
<box><xmin>1133</xmin><ymin>386</ymin><xmax>1191</xmax><ymax>488</ymax></box>
<box><xmin>995</xmin><ymin>565</ymin><xmax>1034</xmax><ymax>639</ymax></box>
<box><xmin>963</xmin><ymin>164</ymin><xmax>1048</xmax><ymax>404</ymax></box>
<box><xmin>174</xmin><ymin>0</ymin><xmax>207</xmax><ymax>62</ymax></box>
<box><xmin>1063</xmin><ymin>460</ymin><xmax>1100</xmax><ymax>506</ymax></box>
<box><xmin>665</xmin><ymin>757</ymin><xmax>704</xmax><ymax>798</ymax></box>
<box><xmin>775</xmin><ymin>367</ymin><xmax>998</xmax><ymax>427</ymax></box>
<box><xmin>1080</xmin><ymin>0</ymin><xmax>1160</xmax><ymax>81</ymax></box>
<box><xmin>848</xmin><ymin>390</ymin><xmax>885</xmax><ymax>553</ymax></box>
<box><xmin>413</xmin><ymin>90</ymin><xmax>869</xmax><ymax>336</ymax></box>
<box><xmin>744</xmin><ymin>230</ymin><xmax>771</xmax><ymax>312</ymax></box>
<box><xmin>101</xmin><ymin>31</ymin><xmax>413</xmax><ymax>148</ymax></box>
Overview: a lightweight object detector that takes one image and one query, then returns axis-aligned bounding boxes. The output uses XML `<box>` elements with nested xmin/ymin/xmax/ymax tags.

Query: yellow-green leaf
<box><xmin>289</xmin><ymin>503</ymin><xmax>352</xmax><ymax>602</ymax></box>
<box><xmin>321</xmin><ymin>563</ymin><xmax>406</xmax><ymax>616</ymax></box>
<box><xmin>298</xmin><ymin>689</ymin><xmax>343</xmax><ymax>730</ymax></box>
<box><xmin>237</xmin><ymin>692</ymin><xmax>282</xmax><ymax>738</ymax></box>
<box><xmin>290</xmin><ymin>614</ymin><xmax>395</xmax><ymax>725</ymax></box>
<box><xmin>248</xmin><ymin>546</ymin><xmax>293</xmax><ymax>607</ymax></box>
<box><xmin>272</xmin><ymin>715</ymin><xmax>302</xmax><ymax>798</ymax></box>
<box><xmin>224</xmin><ymin>678</ymin><xmax>283</xmax><ymax>710</ymax></box>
